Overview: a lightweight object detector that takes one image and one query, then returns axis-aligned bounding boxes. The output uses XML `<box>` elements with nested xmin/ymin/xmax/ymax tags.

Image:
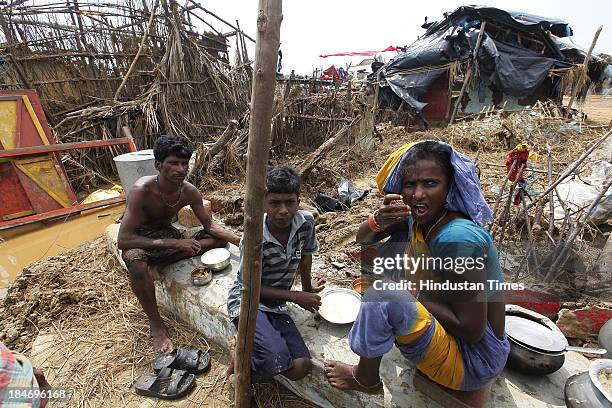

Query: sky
<box><xmin>204</xmin><ymin>0</ymin><xmax>612</xmax><ymax>75</ymax></box>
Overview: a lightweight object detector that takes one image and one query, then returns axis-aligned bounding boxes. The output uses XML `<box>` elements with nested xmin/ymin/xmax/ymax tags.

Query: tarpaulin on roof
<box><xmin>381</xmin><ymin>6</ymin><xmax>573</xmax><ymax>113</ymax></box>
<box><xmin>425</xmin><ymin>6</ymin><xmax>573</xmax><ymax>39</ymax></box>
<box><xmin>488</xmin><ymin>42</ymin><xmax>559</xmax><ymax>97</ymax></box>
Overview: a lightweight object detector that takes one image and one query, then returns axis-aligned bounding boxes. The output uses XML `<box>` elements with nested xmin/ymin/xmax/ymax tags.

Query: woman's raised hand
<box><xmin>375</xmin><ymin>194</ymin><xmax>411</xmax><ymax>227</ymax></box>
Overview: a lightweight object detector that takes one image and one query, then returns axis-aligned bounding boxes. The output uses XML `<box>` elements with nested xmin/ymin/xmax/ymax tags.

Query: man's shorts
<box><xmin>232</xmin><ymin>310</ymin><xmax>310</xmax><ymax>375</ymax></box>
<box><xmin>122</xmin><ymin>225</ymin><xmax>210</xmax><ymax>267</ymax></box>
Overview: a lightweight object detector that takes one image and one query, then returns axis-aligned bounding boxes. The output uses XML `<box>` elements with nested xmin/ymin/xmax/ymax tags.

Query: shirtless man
<box><xmin>118</xmin><ymin>135</ymin><xmax>240</xmax><ymax>353</ymax></box>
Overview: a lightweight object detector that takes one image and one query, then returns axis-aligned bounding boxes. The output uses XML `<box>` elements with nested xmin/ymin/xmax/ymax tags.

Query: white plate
<box><xmin>201</xmin><ymin>248</ymin><xmax>230</xmax><ymax>268</ymax></box>
<box><xmin>589</xmin><ymin>359</ymin><xmax>612</xmax><ymax>403</ymax></box>
<box><xmin>318</xmin><ymin>288</ymin><xmax>362</xmax><ymax>324</ymax></box>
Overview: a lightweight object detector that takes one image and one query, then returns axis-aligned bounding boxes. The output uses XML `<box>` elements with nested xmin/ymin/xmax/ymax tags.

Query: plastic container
<box><xmin>113</xmin><ymin>149</ymin><xmax>158</xmax><ymax>193</ymax></box>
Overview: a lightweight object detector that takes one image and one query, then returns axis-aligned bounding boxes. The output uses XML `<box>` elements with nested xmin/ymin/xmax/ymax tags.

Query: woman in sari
<box><xmin>324</xmin><ymin>140</ymin><xmax>509</xmax><ymax>406</ymax></box>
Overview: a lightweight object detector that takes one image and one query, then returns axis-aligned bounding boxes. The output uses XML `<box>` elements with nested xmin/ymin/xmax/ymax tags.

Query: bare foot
<box><xmin>148</xmin><ymin>264</ymin><xmax>162</xmax><ymax>281</ymax></box>
<box><xmin>324</xmin><ymin>360</ymin><xmax>383</xmax><ymax>394</ymax></box>
<box><xmin>151</xmin><ymin>323</ymin><xmax>173</xmax><ymax>353</ymax></box>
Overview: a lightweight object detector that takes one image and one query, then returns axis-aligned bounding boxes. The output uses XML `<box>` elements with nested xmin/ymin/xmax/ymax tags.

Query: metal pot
<box><xmin>507</xmin><ymin>335</ymin><xmax>565</xmax><ymax>375</ymax></box>
<box><xmin>504</xmin><ymin>304</ymin><xmax>604</xmax><ymax>376</ymax></box>
<box><xmin>565</xmin><ymin>371</ymin><xmax>611</xmax><ymax>408</ymax></box>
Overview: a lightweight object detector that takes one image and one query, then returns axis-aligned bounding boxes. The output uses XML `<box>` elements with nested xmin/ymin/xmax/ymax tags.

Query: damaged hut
<box><xmin>378</xmin><ymin>5</ymin><xmax>607</xmax><ymax>123</ymax></box>
<box><xmin>0</xmin><ymin>0</ymin><xmax>253</xmax><ymax>189</ymax></box>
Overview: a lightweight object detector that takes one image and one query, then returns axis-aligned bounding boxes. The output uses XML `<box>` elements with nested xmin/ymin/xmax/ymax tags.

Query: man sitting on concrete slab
<box><xmin>227</xmin><ymin>166</ymin><xmax>325</xmax><ymax>381</ymax></box>
<box><xmin>118</xmin><ymin>135</ymin><xmax>240</xmax><ymax>353</ymax></box>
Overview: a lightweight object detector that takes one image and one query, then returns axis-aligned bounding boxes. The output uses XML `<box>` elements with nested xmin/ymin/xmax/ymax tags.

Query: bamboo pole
<box><xmin>449</xmin><ymin>21</ymin><xmax>486</xmax><ymax>123</ymax></box>
<box><xmin>234</xmin><ymin>1</ymin><xmax>282</xmax><ymax>407</ymax></box>
<box><xmin>566</xmin><ymin>26</ymin><xmax>603</xmax><ymax>116</ymax></box>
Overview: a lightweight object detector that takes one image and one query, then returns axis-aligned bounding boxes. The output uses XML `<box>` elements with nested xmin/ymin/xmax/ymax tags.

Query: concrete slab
<box><xmin>105</xmin><ymin>223</ymin><xmax>591</xmax><ymax>408</ymax></box>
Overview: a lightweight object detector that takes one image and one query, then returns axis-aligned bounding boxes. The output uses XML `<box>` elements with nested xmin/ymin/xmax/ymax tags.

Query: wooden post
<box><xmin>347</xmin><ymin>78</ymin><xmax>352</xmax><ymax>101</ymax></box>
<box><xmin>121</xmin><ymin>126</ymin><xmax>137</xmax><ymax>152</ymax></box>
<box><xmin>566</xmin><ymin>26</ymin><xmax>603</xmax><ymax>117</ymax></box>
<box><xmin>449</xmin><ymin>22</ymin><xmax>486</xmax><ymax>124</ymax></box>
<box><xmin>372</xmin><ymin>69</ymin><xmax>381</xmax><ymax>124</ymax></box>
<box><xmin>234</xmin><ymin>1</ymin><xmax>282</xmax><ymax>407</ymax></box>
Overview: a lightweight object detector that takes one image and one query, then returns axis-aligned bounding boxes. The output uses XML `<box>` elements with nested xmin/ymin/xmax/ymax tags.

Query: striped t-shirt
<box><xmin>226</xmin><ymin>210</ymin><xmax>319</xmax><ymax>319</ymax></box>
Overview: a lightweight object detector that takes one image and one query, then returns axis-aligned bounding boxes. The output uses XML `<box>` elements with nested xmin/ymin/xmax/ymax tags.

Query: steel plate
<box><xmin>318</xmin><ymin>288</ymin><xmax>362</xmax><ymax>325</ymax></box>
<box><xmin>505</xmin><ymin>315</ymin><xmax>567</xmax><ymax>353</ymax></box>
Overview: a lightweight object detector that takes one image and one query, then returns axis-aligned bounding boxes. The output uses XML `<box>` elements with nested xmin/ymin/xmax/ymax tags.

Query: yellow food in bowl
<box><xmin>192</xmin><ymin>267</ymin><xmax>210</xmax><ymax>278</ymax></box>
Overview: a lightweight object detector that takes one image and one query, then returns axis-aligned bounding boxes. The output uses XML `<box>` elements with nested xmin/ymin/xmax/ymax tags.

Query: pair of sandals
<box><xmin>134</xmin><ymin>347</ymin><xmax>211</xmax><ymax>400</ymax></box>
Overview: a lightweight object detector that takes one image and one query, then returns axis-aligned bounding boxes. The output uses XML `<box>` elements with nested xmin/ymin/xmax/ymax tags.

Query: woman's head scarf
<box><xmin>375</xmin><ymin>140</ymin><xmax>493</xmax><ymax>226</ymax></box>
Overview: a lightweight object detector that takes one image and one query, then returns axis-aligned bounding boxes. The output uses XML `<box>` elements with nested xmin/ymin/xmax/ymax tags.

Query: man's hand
<box><xmin>292</xmin><ymin>291</ymin><xmax>322</xmax><ymax>312</ymax></box>
<box><xmin>173</xmin><ymin>238</ymin><xmax>201</xmax><ymax>256</ymax></box>
<box><xmin>308</xmin><ymin>276</ymin><xmax>326</xmax><ymax>293</ymax></box>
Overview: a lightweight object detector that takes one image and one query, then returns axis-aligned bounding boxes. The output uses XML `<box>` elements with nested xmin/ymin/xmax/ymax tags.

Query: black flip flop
<box><xmin>152</xmin><ymin>347</ymin><xmax>211</xmax><ymax>375</ymax></box>
<box><xmin>134</xmin><ymin>367</ymin><xmax>196</xmax><ymax>400</ymax></box>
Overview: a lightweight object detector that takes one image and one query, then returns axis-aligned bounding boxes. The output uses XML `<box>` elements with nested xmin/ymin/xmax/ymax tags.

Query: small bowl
<box><xmin>352</xmin><ymin>277</ymin><xmax>374</xmax><ymax>295</ymax></box>
<box><xmin>191</xmin><ymin>266</ymin><xmax>212</xmax><ymax>286</ymax></box>
<box><xmin>201</xmin><ymin>248</ymin><xmax>231</xmax><ymax>271</ymax></box>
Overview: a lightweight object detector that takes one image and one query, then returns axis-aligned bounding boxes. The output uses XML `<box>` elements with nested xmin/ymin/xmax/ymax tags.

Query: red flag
<box><xmin>319</xmin><ymin>46</ymin><xmax>399</xmax><ymax>58</ymax></box>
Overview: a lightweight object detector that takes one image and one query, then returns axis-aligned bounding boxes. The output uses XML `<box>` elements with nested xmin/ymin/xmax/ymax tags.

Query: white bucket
<box><xmin>113</xmin><ymin>149</ymin><xmax>158</xmax><ymax>193</ymax></box>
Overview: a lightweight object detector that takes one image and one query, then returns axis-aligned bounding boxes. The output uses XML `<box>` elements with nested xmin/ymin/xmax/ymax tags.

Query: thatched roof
<box><xmin>0</xmin><ymin>0</ymin><xmax>252</xmax><ymax>188</ymax></box>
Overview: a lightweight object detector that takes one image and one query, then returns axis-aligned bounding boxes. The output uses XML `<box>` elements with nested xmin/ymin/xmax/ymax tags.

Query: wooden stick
<box><xmin>114</xmin><ymin>0</ymin><xmax>158</xmax><ymax>101</ymax></box>
<box><xmin>234</xmin><ymin>1</ymin><xmax>282</xmax><ymax>407</ymax></box>
<box><xmin>479</xmin><ymin>162</ymin><xmax>559</xmax><ymax>175</ymax></box>
<box><xmin>236</xmin><ymin>19</ymin><xmax>249</xmax><ymax>62</ymax></box>
<box><xmin>449</xmin><ymin>22</ymin><xmax>486</xmax><ymax>123</ymax></box>
<box><xmin>566</xmin><ymin>26</ymin><xmax>603</xmax><ymax>116</ymax></box>
<box><xmin>546</xmin><ymin>144</ymin><xmax>555</xmax><ymax>236</ymax></box>
<box><xmin>178</xmin><ymin>3</ymin><xmax>222</xmax><ymax>36</ymax></box>
<box><xmin>372</xmin><ymin>70</ymin><xmax>383</xmax><ymax>142</ymax></box>
<box><xmin>187</xmin><ymin>0</ymin><xmax>255</xmax><ymax>43</ymax></box>
<box><xmin>487</xmin><ymin>159</ymin><xmax>516</xmax><ymax>232</ymax></box>
<box><xmin>297</xmin><ymin>117</ymin><xmax>360</xmax><ymax>175</ymax></box>
<box><xmin>187</xmin><ymin>119</ymin><xmax>239</xmax><ymax>184</ymax></box>
<box><xmin>495</xmin><ymin>164</ymin><xmax>525</xmax><ymax>244</ymax></box>
<box><xmin>525</xmin><ymin>129</ymin><xmax>612</xmax><ymax>211</ymax></box>
<box><xmin>521</xmin><ymin>197</ymin><xmax>540</xmax><ymax>274</ymax></box>
<box><xmin>204</xmin><ymin>120</ymin><xmax>239</xmax><ymax>160</ymax></box>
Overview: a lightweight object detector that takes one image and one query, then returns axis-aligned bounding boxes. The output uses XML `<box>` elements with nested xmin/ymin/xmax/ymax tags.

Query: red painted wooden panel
<box><xmin>14</xmin><ymin>165</ymin><xmax>64</xmax><ymax>213</ymax></box>
<box><xmin>0</xmin><ymin>162</ymin><xmax>33</xmax><ymax>219</ymax></box>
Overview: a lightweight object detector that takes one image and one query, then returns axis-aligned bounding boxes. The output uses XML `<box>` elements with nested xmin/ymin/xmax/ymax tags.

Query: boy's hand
<box><xmin>308</xmin><ymin>276</ymin><xmax>326</xmax><ymax>293</ymax></box>
<box><xmin>292</xmin><ymin>291</ymin><xmax>322</xmax><ymax>312</ymax></box>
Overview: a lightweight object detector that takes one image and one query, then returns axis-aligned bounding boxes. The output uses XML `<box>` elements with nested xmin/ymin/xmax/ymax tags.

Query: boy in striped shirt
<box><xmin>227</xmin><ymin>166</ymin><xmax>324</xmax><ymax>380</ymax></box>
